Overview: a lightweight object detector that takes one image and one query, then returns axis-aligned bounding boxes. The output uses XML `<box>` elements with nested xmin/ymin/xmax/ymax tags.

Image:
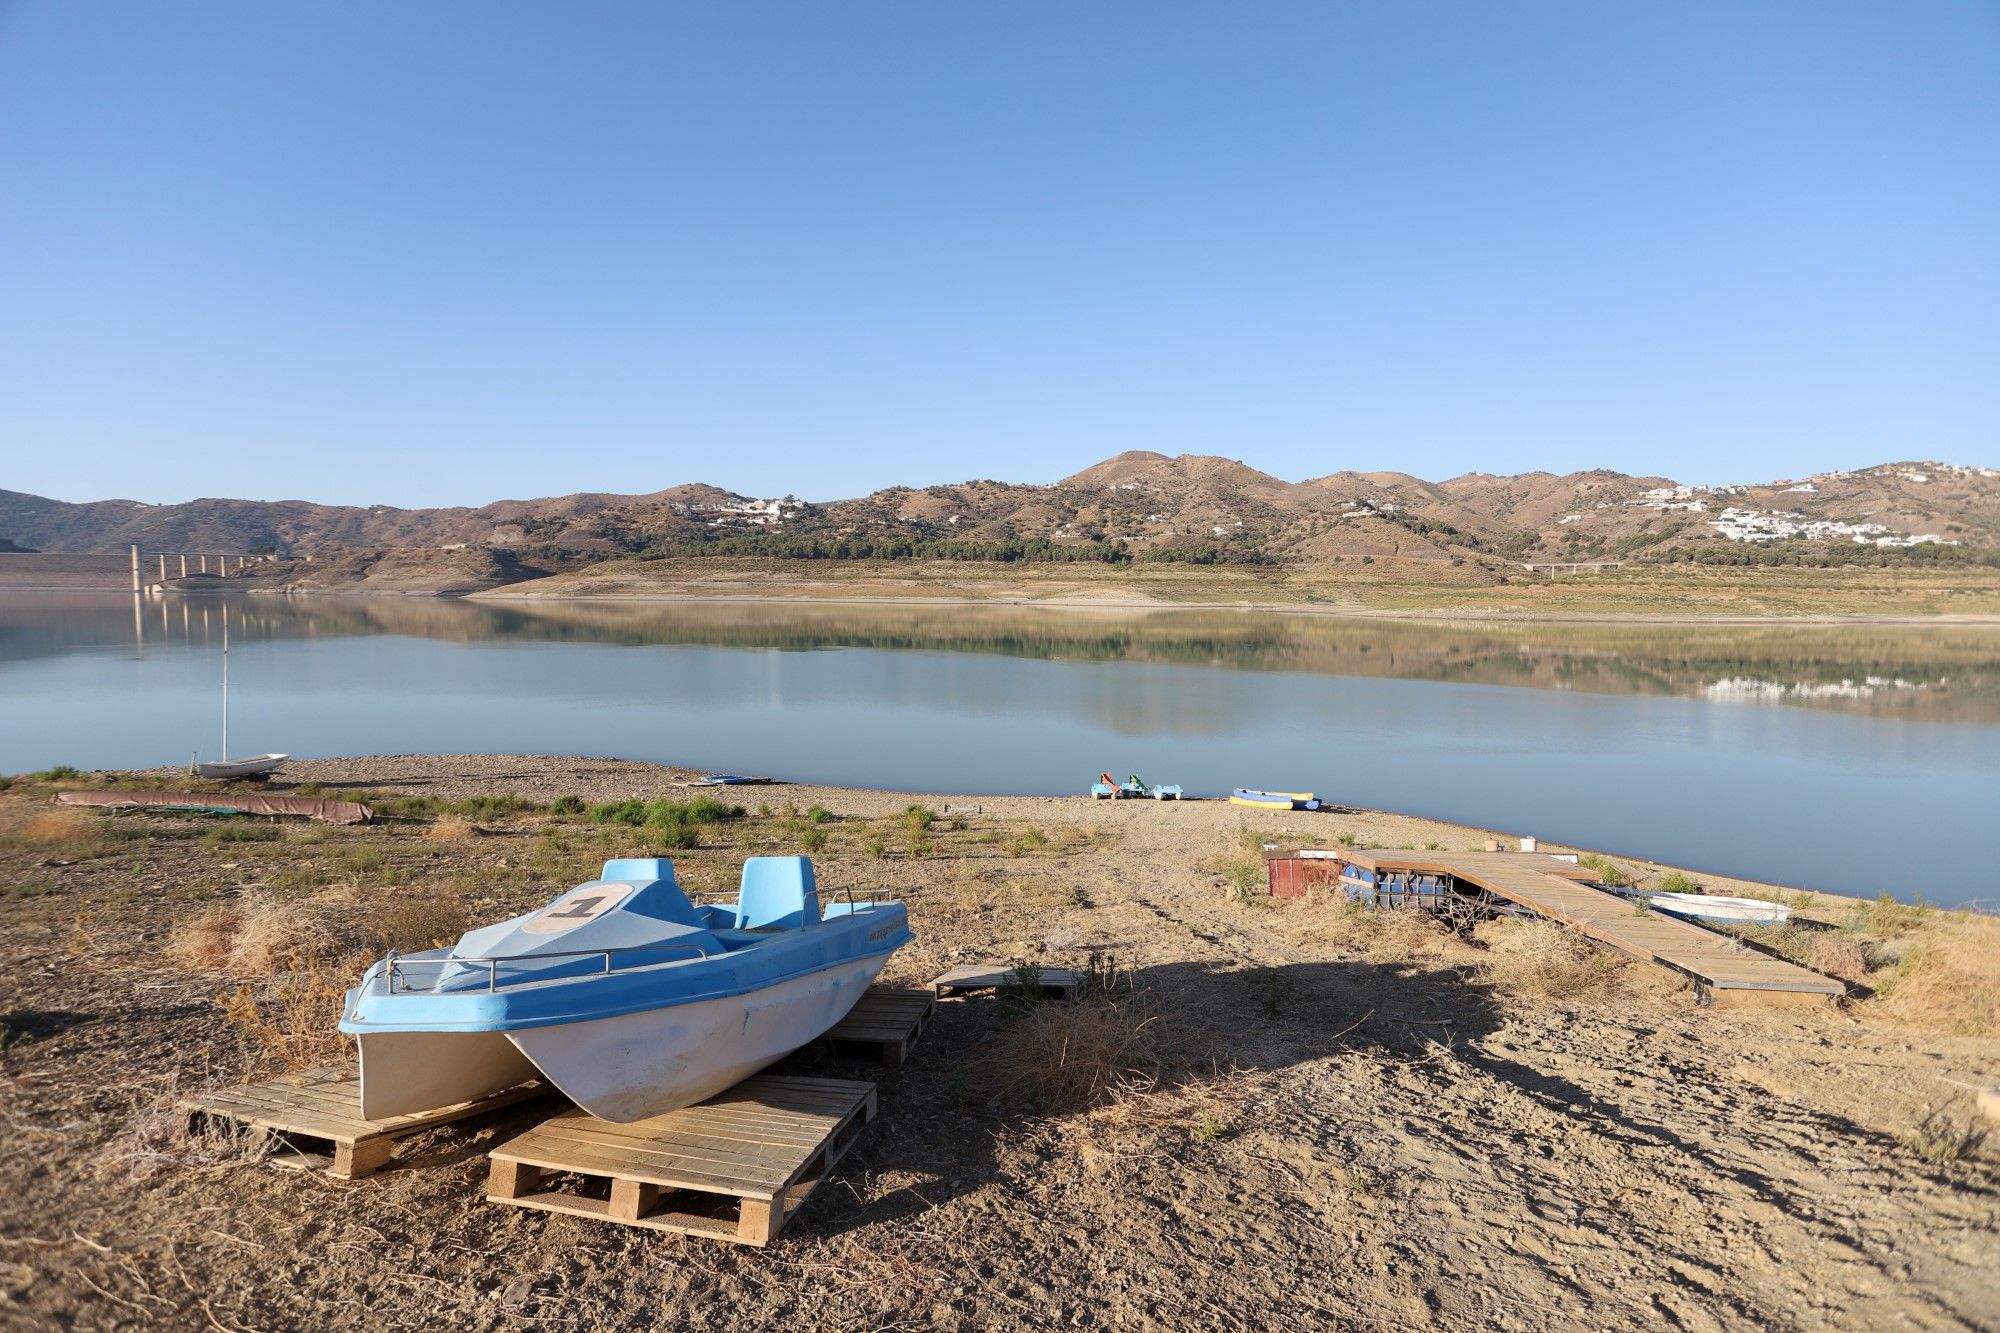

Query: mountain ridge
<box><xmin>4</xmin><ymin>455</ymin><xmax>1995</xmax><ymax>573</ymax></box>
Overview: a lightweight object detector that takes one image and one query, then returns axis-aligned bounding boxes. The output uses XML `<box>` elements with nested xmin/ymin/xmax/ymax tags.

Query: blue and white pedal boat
<box><xmin>340</xmin><ymin>856</ymin><xmax>911</xmax><ymax>1123</ymax></box>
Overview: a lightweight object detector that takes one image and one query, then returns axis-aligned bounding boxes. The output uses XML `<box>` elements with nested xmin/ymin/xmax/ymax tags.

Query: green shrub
<box><xmin>550</xmin><ymin>794</ymin><xmax>585</xmax><ymax>815</ymax></box>
<box><xmin>864</xmin><ymin>832</ymin><xmax>888</xmax><ymax>859</ymax></box>
<box><xmin>800</xmin><ymin>827</ymin><xmax>830</xmax><ymax>853</ymax></box>
<box><xmin>377</xmin><ymin>795</ymin><xmax>443</xmax><ymax>818</ymax></box>
<box><xmin>27</xmin><ymin>764</ymin><xmax>81</xmax><ymax>782</ymax></box>
<box><xmin>643</xmin><ymin>820</ymin><xmax>701</xmax><ymax>851</ymax></box>
<box><xmin>805</xmin><ymin>805</ymin><xmax>835</xmax><ymax>825</ymax></box>
<box><xmin>672</xmin><ymin>796</ymin><xmax>744</xmax><ymax>824</ymax></box>
<box><xmin>1009</xmin><ymin>828</ymin><xmax>1048</xmax><ymax>858</ymax></box>
<box><xmin>1655</xmin><ymin>871</ymin><xmax>1700</xmax><ymax>895</ymax></box>
<box><xmin>1224</xmin><ymin>858</ymin><xmax>1265</xmax><ymax>903</ymax></box>
<box><xmin>202</xmin><ymin>824</ymin><xmax>283</xmax><ymax>845</ymax></box>
<box><xmin>1579</xmin><ymin>854</ymin><xmax>1632</xmax><ymax>888</ymax></box>
<box><xmin>445</xmin><ymin>793</ymin><xmax>541</xmax><ymax>819</ymax></box>
<box><xmin>1193</xmin><ymin>1110</ymin><xmax>1232</xmax><ymax>1144</ymax></box>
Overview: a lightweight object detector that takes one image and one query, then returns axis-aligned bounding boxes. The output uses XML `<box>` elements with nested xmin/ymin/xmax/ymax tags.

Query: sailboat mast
<box><xmin>221</xmin><ymin>609</ymin><xmax>230</xmax><ymax>761</ymax></box>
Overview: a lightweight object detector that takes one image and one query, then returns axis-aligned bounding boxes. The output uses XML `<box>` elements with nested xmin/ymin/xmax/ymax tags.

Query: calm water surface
<box><xmin>3</xmin><ymin>593</ymin><xmax>1996</xmax><ymax>905</ymax></box>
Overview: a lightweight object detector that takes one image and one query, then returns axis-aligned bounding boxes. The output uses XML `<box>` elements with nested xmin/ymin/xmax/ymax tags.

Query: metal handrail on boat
<box><xmin>383</xmin><ymin>936</ymin><xmax>718</xmax><ymax>995</ymax></box>
<box><xmin>683</xmin><ymin>885</ymin><xmax>901</xmax><ymax>913</ymax></box>
<box><xmin>377</xmin><ymin>887</ymin><xmax>902</xmax><ymax>994</ymax></box>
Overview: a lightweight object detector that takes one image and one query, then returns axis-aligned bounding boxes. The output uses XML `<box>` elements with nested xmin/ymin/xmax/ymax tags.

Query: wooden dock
<box><xmin>486</xmin><ymin>1075</ymin><xmax>876</xmax><ymax>1246</ymax></box>
<box><xmin>1339</xmin><ymin>850</ymin><xmax>1843</xmax><ymax>1007</ymax></box>
<box><xmin>822</xmin><ymin>986</ymin><xmax>936</xmax><ymax>1064</ymax></box>
<box><xmin>183</xmin><ymin>1065</ymin><xmax>548</xmax><ymax>1179</ymax></box>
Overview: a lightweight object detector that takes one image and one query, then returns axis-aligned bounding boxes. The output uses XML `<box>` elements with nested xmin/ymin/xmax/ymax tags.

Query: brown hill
<box><xmin>4</xmin><ymin>457</ymin><xmax>1994</xmax><ymax>576</ymax></box>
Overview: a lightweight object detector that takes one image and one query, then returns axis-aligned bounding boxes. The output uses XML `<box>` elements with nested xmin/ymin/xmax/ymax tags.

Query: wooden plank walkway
<box><xmin>183</xmin><ymin>1065</ymin><xmax>549</xmax><ymax>1178</ymax></box>
<box><xmin>932</xmin><ymin>963</ymin><xmax>1082</xmax><ymax>1001</ymax></box>
<box><xmin>822</xmin><ymin>986</ymin><xmax>935</xmax><ymax>1065</ymax></box>
<box><xmin>487</xmin><ymin>1074</ymin><xmax>876</xmax><ymax>1246</ymax></box>
<box><xmin>1341</xmin><ymin>850</ymin><xmax>1843</xmax><ymax>1007</ymax></box>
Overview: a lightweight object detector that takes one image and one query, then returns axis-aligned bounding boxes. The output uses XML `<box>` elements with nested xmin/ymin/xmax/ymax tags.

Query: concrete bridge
<box><xmin>130</xmin><ymin>546</ymin><xmax>267</xmax><ymax>589</ymax></box>
<box><xmin>0</xmin><ymin>547</ymin><xmax>273</xmax><ymax>591</ymax></box>
<box><xmin>1518</xmin><ymin>560</ymin><xmax>1625</xmax><ymax>576</ymax></box>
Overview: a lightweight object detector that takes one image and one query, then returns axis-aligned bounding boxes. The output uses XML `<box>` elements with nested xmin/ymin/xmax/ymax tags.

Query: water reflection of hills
<box><xmin>6</xmin><ymin>592</ymin><xmax>1998</xmax><ymax>725</ymax></box>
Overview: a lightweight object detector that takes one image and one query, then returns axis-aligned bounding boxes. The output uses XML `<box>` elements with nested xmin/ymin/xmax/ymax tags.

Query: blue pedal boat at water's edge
<box><xmin>339</xmin><ymin>856</ymin><xmax>911</xmax><ymax>1123</ymax></box>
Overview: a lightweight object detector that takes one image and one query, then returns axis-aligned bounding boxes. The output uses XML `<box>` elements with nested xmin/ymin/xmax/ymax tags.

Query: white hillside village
<box><xmin>668</xmin><ymin>495</ymin><xmax>804</xmax><ymax>528</ymax></box>
<box><xmin>1567</xmin><ymin>470</ymin><xmax>1970</xmax><ymax>547</ymax></box>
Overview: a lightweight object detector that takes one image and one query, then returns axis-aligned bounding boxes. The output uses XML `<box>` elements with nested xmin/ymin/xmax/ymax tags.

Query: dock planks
<box><xmin>822</xmin><ymin>986</ymin><xmax>935</xmax><ymax>1064</ymax></box>
<box><xmin>931</xmin><ymin>963</ymin><xmax>1082</xmax><ymax>1001</ymax></box>
<box><xmin>183</xmin><ymin>1064</ymin><xmax>549</xmax><ymax>1178</ymax></box>
<box><xmin>1340</xmin><ymin>850</ymin><xmax>1843</xmax><ymax>1006</ymax></box>
<box><xmin>486</xmin><ymin>1074</ymin><xmax>876</xmax><ymax>1245</ymax></box>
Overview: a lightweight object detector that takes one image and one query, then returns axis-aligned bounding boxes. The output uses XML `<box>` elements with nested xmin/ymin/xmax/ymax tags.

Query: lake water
<box><xmin>3</xmin><ymin>591</ymin><xmax>1996</xmax><ymax>905</ymax></box>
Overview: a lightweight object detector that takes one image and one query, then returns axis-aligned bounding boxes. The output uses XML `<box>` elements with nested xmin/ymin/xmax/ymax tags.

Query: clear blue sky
<box><xmin>0</xmin><ymin>2</ymin><xmax>1994</xmax><ymax>508</ymax></box>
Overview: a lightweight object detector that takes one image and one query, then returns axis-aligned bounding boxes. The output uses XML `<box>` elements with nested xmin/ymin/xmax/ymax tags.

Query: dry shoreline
<box><xmin>269</xmin><ymin>752</ymin><xmax>1860</xmax><ymax>906</ymax></box>
<box><xmin>2</xmin><ymin>753</ymin><xmax>1994</xmax><ymax>1328</ymax></box>
<box><xmin>464</xmin><ymin>588</ymin><xmax>2000</xmax><ymax>627</ymax></box>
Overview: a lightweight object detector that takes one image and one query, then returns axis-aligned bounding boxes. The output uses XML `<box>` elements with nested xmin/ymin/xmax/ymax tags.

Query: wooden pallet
<box><xmin>486</xmin><ymin>1075</ymin><xmax>876</xmax><ymax>1246</ymax></box>
<box><xmin>183</xmin><ymin>1065</ymin><xmax>549</xmax><ymax>1179</ymax></box>
<box><xmin>821</xmin><ymin>986</ymin><xmax>935</xmax><ymax>1065</ymax></box>
<box><xmin>931</xmin><ymin>963</ymin><xmax>1082</xmax><ymax>1001</ymax></box>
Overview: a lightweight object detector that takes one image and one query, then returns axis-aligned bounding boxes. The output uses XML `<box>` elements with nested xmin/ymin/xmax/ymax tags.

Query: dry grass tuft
<box><xmin>425</xmin><ymin>814</ymin><xmax>480</xmax><ymax>841</ymax></box>
<box><xmin>217</xmin><ymin>973</ymin><xmax>356</xmax><ymax>1072</ymax></box>
<box><xmin>1896</xmin><ymin>1103</ymin><xmax>1988</xmax><ymax>1167</ymax></box>
<box><xmin>115</xmin><ymin>1078</ymin><xmax>277</xmax><ymax>1180</ymax></box>
<box><xmin>167</xmin><ymin>899</ymin><xmax>343</xmax><ymax>973</ymax></box>
<box><xmin>1476</xmin><ymin>918</ymin><xmax>1633</xmax><ymax>1003</ymax></box>
<box><xmin>165</xmin><ymin>905</ymin><xmax>240</xmax><ymax>969</ymax></box>
<box><xmin>967</xmin><ymin>995</ymin><xmax>1162</xmax><ymax>1114</ymax></box>
<box><xmin>368</xmin><ymin>889</ymin><xmax>472</xmax><ymax>953</ymax></box>
<box><xmin>1802</xmin><ymin>933</ymin><xmax>1876</xmax><ymax>985</ymax></box>
<box><xmin>1361</xmin><ymin>908</ymin><xmax>1461</xmax><ymax>964</ymax></box>
<box><xmin>1278</xmin><ymin>898</ymin><xmax>1471</xmax><ymax>967</ymax></box>
<box><xmin>1879</xmin><ymin>922</ymin><xmax>2000</xmax><ymax>1037</ymax></box>
<box><xmin>0</xmin><ymin>806</ymin><xmax>99</xmax><ymax>850</ymax></box>
<box><xmin>229</xmin><ymin>901</ymin><xmax>343</xmax><ymax>973</ymax></box>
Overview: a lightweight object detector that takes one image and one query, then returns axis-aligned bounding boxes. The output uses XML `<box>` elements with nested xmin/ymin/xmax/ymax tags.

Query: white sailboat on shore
<box><xmin>192</xmin><ymin>607</ymin><xmax>287</xmax><ymax>780</ymax></box>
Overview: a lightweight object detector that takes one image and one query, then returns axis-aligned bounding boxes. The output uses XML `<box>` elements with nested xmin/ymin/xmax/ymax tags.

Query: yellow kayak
<box><xmin>1230</xmin><ymin>789</ymin><xmax>1319</xmax><ymax>810</ymax></box>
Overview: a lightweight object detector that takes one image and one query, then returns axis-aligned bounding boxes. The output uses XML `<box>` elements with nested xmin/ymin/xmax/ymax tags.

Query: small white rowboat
<box><xmin>1645</xmin><ymin>891</ymin><xmax>1792</xmax><ymax>926</ymax></box>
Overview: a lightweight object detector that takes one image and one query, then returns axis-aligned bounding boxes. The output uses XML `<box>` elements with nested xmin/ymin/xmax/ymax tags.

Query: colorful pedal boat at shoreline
<box><xmin>1230</xmin><ymin>788</ymin><xmax>1321</xmax><ymax>811</ymax></box>
<box><xmin>1090</xmin><ymin>772</ymin><xmax>1182</xmax><ymax>800</ymax></box>
<box><xmin>339</xmin><ymin>856</ymin><xmax>911</xmax><ymax>1123</ymax></box>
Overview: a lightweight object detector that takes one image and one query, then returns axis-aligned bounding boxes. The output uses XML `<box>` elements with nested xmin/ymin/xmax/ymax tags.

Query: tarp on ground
<box><xmin>55</xmin><ymin>790</ymin><xmax>372</xmax><ymax>825</ymax></box>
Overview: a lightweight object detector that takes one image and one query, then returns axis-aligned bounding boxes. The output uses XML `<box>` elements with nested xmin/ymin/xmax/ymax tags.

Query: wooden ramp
<box><xmin>486</xmin><ymin>1075</ymin><xmax>876</xmax><ymax>1246</ymax></box>
<box><xmin>183</xmin><ymin>1065</ymin><xmax>548</xmax><ymax>1178</ymax></box>
<box><xmin>1341</xmin><ymin>850</ymin><xmax>1843</xmax><ymax>1007</ymax></box>
<box><xmin>822</xmin><ymin>986</ymin><xmax>936</xmax><ymax>1065</ymax></box>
